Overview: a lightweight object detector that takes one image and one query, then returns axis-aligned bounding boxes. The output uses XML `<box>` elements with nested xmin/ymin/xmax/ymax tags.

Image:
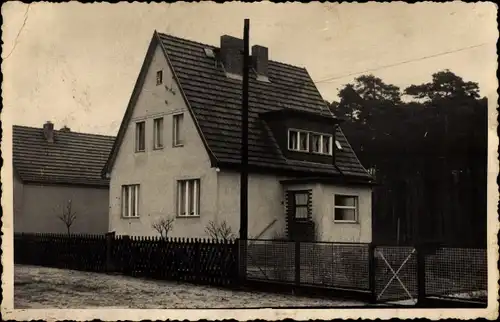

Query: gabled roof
<box><xmin>13</xmin><ymin>125</ymin><xmax>115</xmax><ymax>187</ymax></box>
<box><xmin>103</xmin><ymin>31</ymin><xmax>372</xmax><ymax>182</ymax></box>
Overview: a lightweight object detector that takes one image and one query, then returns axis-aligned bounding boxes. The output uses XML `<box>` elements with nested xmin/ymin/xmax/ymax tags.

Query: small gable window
<box><xmin>311</xmin><ymin>133</ymin><xmax>333</xmax><ymax>155</ymax></box>
<box><xmin>135</xmin><ymin>121</ymin><xmax>145</xmax><ymax>152</ymax></box>
<box><xmin>153</xmin><ymin>117</ymin><xmax>164</xmax><ymax>149</ymax></box>
<box><xmin>288</xmin><ymin>129</ymin><xmax>309</xmax><ymax>152</ymax></box>
<box><xmin>173</xmin><ymin>113</ymin><xmax>184</xmax><ymax>146</ymax></box>
<box><xmin>156</xmin><ymin>70</ymin><xmax>163</xmax><ymax>85</ymax></box>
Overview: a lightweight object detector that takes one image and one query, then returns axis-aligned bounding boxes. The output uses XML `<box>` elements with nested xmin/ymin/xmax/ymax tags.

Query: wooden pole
<box><xmin>239</xmin><ymin>19</ymin><xmax>250</xmax><ymax>284</ymax></box>
<box><xmin>240</xmin><ymin>18</ymin><xmax>250</xmax><ymax>241</ymax></box>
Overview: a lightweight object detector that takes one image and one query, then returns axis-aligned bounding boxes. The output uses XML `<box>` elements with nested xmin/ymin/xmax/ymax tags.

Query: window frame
<box><xmin>290</xmin><ymin>190</ymin><xmax>311</xmax><ymax>221</ymax></box>
<box><xmin>333</xmin><ymin>194</ymin><xmax>359</xmax><ymax>223</ymax></box>
<box><xmin>121</xmin><ymin>184</ymin><xmax>140</xmax><ymax>218</ymax></box>
<box><xmin>310</xmin><ymin>132</ymin><xmax>333</xmax><ymax>156</ymax></box>
<box><xmin>288</xmin><ymin>129</ymin><xmax>309</xmax><ymax>152</ymax></box>
<box><xmin>177</xmin><ymin>178</ymin><xmax>201</xmax><ymax>218</ymax></box>
<box><xmin>173</xmin><ymin>113</ymin><xmax>184</xmax><ymax>147</ymax></box>
<box><xmin>153</xmin><ymin>117</ymin><xmax>164</xmax><ymax>150</ymax></box>
<box><xmin>156</xmin><ymin>70</ymin><xmax>163</xmax><ymax>86</ymax></box>
<box><xmin>135</xmin><ymin>121</ymin><xmax>146</xmax><ymax>152</ymax></box>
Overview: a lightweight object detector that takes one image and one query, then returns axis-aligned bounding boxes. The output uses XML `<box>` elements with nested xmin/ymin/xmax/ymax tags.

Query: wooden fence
<box><xmin>14</xmin><ymin>232</ymin><xmax>239</xmax><ymax>287</ymax></box>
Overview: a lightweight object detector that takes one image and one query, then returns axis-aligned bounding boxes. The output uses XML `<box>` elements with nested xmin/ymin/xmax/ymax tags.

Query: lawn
<box><xmin>14</xmin><ymin>265</ymin><xmax>367</xmax><ymax>309</ymax></box>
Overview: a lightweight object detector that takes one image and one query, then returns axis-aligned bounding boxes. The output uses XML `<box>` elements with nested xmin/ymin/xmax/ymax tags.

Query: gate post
<box><xmin>294</xmin><ymin>241</ymin><xmax>301</xmax><ymax>286</ymax></box>
<box><xmin>416</xmin><ymin>244</ymin><xmax>427</xmax><ymax>307</ymax></box>
<box><xmin>238</xmin><ymin>238</ymin><xmax>247</xmax><ymax>286</ymax></box>
<box><xmin>368</xmin><ymin>243</ymin><xmax>377</xmax><ymax>304</ymax></box>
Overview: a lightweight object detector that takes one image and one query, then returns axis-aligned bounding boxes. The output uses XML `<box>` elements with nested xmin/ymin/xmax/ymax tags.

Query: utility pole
<box><xmin>240</xmin><ymin>18</ymin><xmax>249</xmax><ymax>241</ymax></box>
<box><xmin>239</xmin><ymin>18</ymin><xmax>250</xmax><ymax>283</ymax></box>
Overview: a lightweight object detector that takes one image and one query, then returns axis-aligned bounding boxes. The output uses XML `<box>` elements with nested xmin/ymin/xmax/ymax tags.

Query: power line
<box><xmin>314</xmin><ymin>43</ymin><xmax>489</xmax><ymax>84</ymax></box>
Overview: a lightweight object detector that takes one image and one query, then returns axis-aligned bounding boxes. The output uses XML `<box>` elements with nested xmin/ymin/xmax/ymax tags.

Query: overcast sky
<box><xmin>2</xmin><ymin>2</ymin><xmax>498</xmax><ymax>136</ymax></box>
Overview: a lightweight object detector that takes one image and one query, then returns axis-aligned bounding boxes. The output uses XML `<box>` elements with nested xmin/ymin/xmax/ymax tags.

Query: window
<box><xmin>156</xmin><ymin>70</ymin><xmax>163</xmax><ymax>85</ymax></box>
<box><xmin>177</xmin><ymin>179</ymin><xmax>200</xmax><ymax>217</ymax></box>
<box><xmin>292</xmin><ymin>191</ymin><xmax>310</xmax><ymax>220</ymax></box>
<box><xmin>135</xmin><ymin>121</ymin><xmax>145</xmax><ymax>152</ymax></box>
<box><xmin>334</xmin><ymin>195</ymin><xmax>358</xmax><ymax>222</ymax></box>
<box><xmin>288</xmin><ymin>130</ymin><xmax>309</xmax><ymax>152</ymax></box>
<box><xmin>173</xmin><ymin>113</ymin><xmax>184</xmax><ymax>146</ymax></box>
<box><xmin>153</xmin><ymin>117</ymin><xmax>164</xmax><ymax>149</ymax></box>
<box><xmin>122</xmin><ymin>185</ymin><xmax>140</xmax><ymax>218</ymax></box>
<box><xmin>311</xmin><ymin>133</ymin><xmax>333</xmax><ymax>155</ymax></box>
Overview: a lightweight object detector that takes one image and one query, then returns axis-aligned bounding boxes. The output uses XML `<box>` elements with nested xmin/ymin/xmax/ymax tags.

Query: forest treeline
<box><xmin>328</xmin><ymin>70</ymin><xmax>487</xmax><ymax>247</ymax></box>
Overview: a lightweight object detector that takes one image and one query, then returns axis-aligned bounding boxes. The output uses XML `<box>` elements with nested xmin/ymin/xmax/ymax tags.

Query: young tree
<box><xmin>205</xmin><ymin>220</ymin><xmax>235</xmax><ymax>241</ymax></box>
<box><xmin>151</xmin><ymin>216</ymin><xmax>175</xmax><ymax>239</ymax></box>
<box><xmin>57</xmin><ymin>199</ymin><xmax>77</xmax><ymax>235</ymax></box>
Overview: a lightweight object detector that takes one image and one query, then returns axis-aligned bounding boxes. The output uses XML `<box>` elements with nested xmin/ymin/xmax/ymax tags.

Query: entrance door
<box><xmin>286</xmin><ymin>190</ymin><xmax>315</xmax><ymax>242</ymax></box>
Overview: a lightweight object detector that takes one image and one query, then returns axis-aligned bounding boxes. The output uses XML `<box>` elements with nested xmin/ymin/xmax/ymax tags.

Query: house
<box><xmin>12</xmin><ymin>122</ymin><xmax>115</xmax><ymax>234</ymax></box>
<box><xmin>102</xmin><ymin>31</ymin><xmax>375</xmax><ymax>242</ymax></box>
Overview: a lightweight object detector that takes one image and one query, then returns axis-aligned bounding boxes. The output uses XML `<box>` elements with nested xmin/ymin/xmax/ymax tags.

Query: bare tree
<box><xmin>151</xmin><ymin>216</ymin><xmax>175</xmax><ymax>239</ymax></box>
<box><xmin>57</xmin><ymin>199</ymin><xmax>77</xmax><ymax>235</ymax></box>
<box><xmin>205</xmin><ymin>220</ymin><xmax>235</xmax><ymax>241</ymax></box>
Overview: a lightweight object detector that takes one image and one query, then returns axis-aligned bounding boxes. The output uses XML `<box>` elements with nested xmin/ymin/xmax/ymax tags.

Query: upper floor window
<box><xmin>153</xmin><ymin>117</ymin><xmax>164</xmax><ymax>149</ymax></box>
<box><xmin>311</xmin><ymin>133</ymin><xmax>333</xmax><ymax>155</ymax></box>
<box><xmin>135</xmin><ymin>121</ymin><xmax>145</xmax><ymax>152</ymax></box>
<box><xmin>173</xmin><ymin>113</ymin><xmax>184</xmax><ymax>146</ymax></box>
<box><xmin>122</xmin><ymin>184</ymin><xmax>140</xmax><ymax>218</ymax></box>
<box><xmin>334</xmin><ymin>194</ymin><xmax>358</xmax><ymax>223</ymax></box>
<box><xmin>156</xmin><ymin>70</ymin><xmax>163</xmax><ymax>85</ymax></box>
<box><xmin>288</xmin><ymin>129</ymin><xmax>309</xmax><ymax>152</ymax></box>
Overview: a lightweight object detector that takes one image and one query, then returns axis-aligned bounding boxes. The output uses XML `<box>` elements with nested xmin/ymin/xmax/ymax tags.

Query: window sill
<box><xmin>312</xmin><ymin>151</ymin><xmax>333</xmax><ymax>156</ymax></box>
<box><xmin>122</xmin><ymin>216</ymin><xmax>141</xmax><ymax>219</ymax></box>
<box><xmin>176</xmin><ymin>215</ymin><xmax>200</xmax><ymax>219</ymax></box>
<box><xmin>288</xmin><ymin>148</ymin><xmax>309</xmax><ymax>153</ymax></box>
<box><xmin>333</xmin><ymin>220</ymin><xmax>359</xmax><ymax>224</ymax></box>
<box><xmin>135</xmin><ymin>150</ymin><xmax>145</xmax><ymax>153</ymax></box>
<box><xmin>153</xmin><ymin>146</ymin><xmax>164</xmax><ymax>151</ymax></box>
<box><xmin>173</xmin><ymin>143</ymin><xmax>184</xmax><ymax>148</ymax></box>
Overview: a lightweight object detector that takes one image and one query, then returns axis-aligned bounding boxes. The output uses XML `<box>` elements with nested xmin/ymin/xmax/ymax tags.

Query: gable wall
<box><xmin>108</xmin><ymin>42</ymin><xmax>218</xmax><ymax>237</ymax></box>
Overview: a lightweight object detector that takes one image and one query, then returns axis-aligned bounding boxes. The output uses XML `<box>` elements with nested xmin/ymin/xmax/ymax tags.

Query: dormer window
<box><xmin>156</xmin><ymin>70</ymin><xmax>163</xmax><ymax>85</ymax></box>
<box><xmin>288</xmin><ymin>129</ymin><xmax>309</xmax><ymax>152</ymax></box>
<box><xmin>311</xmin><ymin>133</ymin><xmax>333</xmax><ymax>155</ymax></box>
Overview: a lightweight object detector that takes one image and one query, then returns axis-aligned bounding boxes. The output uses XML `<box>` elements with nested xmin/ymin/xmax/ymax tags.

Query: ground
<box><xmin>14</xmin><ymin>265</ymin><xmax>367</xmax><ymax>309</ymax></box>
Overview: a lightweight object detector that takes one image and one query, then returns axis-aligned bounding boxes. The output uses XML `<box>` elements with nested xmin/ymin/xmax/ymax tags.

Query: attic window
<box><xmin>156</xmin><ymin>70</ymin><xmax>163</xmax><ymax>85</ymax></box>
<box><xmin>288</xmin><ymin>129</ymin><xmax>309</xmax><ymax>152</ymax></box>
<box><xmin>311</xmin><ymin>133</ymin><xmax>333</xmax><ymax>155</ymax></box>
<box><xmin>204</xmin><ymin>48</ymin><xmax>215</xmax><ymax>58</ymax></box>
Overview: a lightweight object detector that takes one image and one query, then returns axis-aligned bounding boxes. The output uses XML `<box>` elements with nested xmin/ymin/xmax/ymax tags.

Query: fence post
<box><xmin>416</xmin><ymin>244</ymin><xmax>426</xmax><ymax>307</ymax></box>
<box><xmin>238</xmin><ymin>238</ymin><xmax>247</xmax><ymax>286</ymax></box>
<box><xmin>368</xmin><ymin>243</ymin><xmax>377</xmax><ymax>304</ymax></box>
<box><xmin>123</xmin><ymin>235</ymin><xmax>131</xmax><ymax>275</ymax></box>
<box><xmin>295</xmin><ymin>241</ymin><xmax>301</xmax><ymax>287</ymax></box>
<box><xmin>105</xmin><ymin>231</ymin><xmax>116</xmax><ymax>273</ymax></box>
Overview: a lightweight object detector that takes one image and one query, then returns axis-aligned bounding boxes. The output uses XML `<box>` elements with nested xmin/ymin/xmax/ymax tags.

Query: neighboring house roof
<box><xmin>103</xmin><ymin>31</ymin><xmax>373</xmax><ymax>182</ymax></box>
<box><xmin>13</xmin><ymin>125</ymin><xmax>115</xmax><ymax>187</ymax></box>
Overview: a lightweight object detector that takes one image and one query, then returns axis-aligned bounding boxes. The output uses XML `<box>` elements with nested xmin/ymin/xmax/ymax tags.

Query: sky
<box><xmin>2</xmin><ymin>2</ymin><xmax>498</xmax><ymax>136</ymax></box>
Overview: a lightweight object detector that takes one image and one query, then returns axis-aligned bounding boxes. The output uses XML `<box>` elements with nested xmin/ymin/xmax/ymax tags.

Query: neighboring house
<box><xmin>13</xmin><ymin>122</ymin><xmax>115</xmax><ymax>234</ymax></box>
<box><xmin>102</xmin><ymin>31</ymin><xmax>375</xmax><ymax>242</ymax></box>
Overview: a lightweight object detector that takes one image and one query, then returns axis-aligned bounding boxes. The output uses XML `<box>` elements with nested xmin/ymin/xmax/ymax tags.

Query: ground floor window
<box><xmin>177</xmin><ymin>179</ymin><xmax>200</xmax><ymax>217</ymax></box>
<box><xmin>122</xmin><ymin>184</ymin><xmax>140</xmax><ymax>218</ymax></box>
<box><xmin>290</xmin><ymin>190</ymin><xmax>311</xmax><ymax>220</ymax></box>
<box><xmin>334</xmin><ymin>194</ymin><xmax>358</xmax><ymax>222</ymax></box>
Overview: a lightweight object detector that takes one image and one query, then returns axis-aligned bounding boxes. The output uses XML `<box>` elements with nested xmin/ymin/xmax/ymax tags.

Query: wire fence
<box><xmin>14</xmin><ymin>233</ymin><xmax>488</xmax><ymax>305</ymax></box>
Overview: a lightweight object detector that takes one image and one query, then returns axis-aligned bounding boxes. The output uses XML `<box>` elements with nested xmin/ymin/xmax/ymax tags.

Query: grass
<box><xmin>14</xmin><ymin>264</ymin><xmax>367</xmax><ymax>309</ymax></box>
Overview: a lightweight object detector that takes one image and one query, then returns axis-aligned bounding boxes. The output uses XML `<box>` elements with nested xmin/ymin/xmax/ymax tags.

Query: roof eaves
<box><xmin>101</xmin><ymin>32</ymin><xmax>160</xmax><ymax>178</ymax></box>
<box><xmin>157</xmin><ymin>31</ymin><xmax>219</xmax><ymax>167</ymax></box>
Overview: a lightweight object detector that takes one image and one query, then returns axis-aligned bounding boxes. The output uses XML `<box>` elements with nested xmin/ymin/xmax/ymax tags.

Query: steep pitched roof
<box><xmin>103</xmin><ymin>31</ymin><xmax>372</xmax><ymax>182</ymax></box>
<box><xmin>13</xmin><ymin>125</ymin><xmax>115</xmax><ymax>187</ymax></box>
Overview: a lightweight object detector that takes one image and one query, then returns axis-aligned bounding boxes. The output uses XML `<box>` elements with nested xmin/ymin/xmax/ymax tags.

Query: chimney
<box><xmin>252</xmin><ymin>45</ymin><xmax>269</xmax><ymax>79</ymax></box>
<box><xmin>43</xmin><ymin>121</ymin><xmax>54</xmax><ymax>143</ymax></box>
<box><xmin>220</xmin><ymin>35</ymin><xmax>244</xmax><ymax>77</ymax></box>
<box><xmin>60</xmin><ymin>125</ymin><xmax>71</xmax><ymax>132</ymax></box>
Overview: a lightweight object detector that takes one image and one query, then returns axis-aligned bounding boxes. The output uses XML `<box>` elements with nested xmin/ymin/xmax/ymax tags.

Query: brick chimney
<box><xmin>60</xmin><ymin>125</ymin><xmax>71</xmax><ymax>132</ymax></box>
<box><xmin>43</xmin><ymin>121</ymin><xmax>54</xmax><ymax>143</ymax></box>
<box><xmin>252</xmin><ymin>45</ymin><xmax>269</xmax><ymax>79</ymax></box>
<box><xmin>220</xmin><ymin>35</ymin><xmax>244</xmax><ymax>77</ymax></box>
